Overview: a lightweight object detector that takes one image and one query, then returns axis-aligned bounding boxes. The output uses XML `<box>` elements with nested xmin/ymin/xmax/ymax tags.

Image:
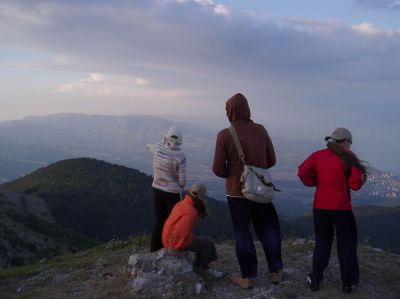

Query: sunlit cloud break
<box><xmin>57</xmin><ymin>73</ymin><xmax>150</xmax><ymax>97</ymax></box>
<box><xmin>56</xmin><ymin>72</ymin><xmax>199</xmax><ymax>100</ymax></box>
<box><xmin>175</xmin><ymin>0</ymin><xmax>230</xmax><ymax>16</ymax></box>
<box><xmin>351</xmin><ymin>22</ymin><xmax>400</xmax><ymax>36</ymax></box>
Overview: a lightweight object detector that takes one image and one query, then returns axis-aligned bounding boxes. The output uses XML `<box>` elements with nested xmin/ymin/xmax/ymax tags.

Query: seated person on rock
<box><xmin>162</xmin><ymin>183</ymin><xmax>222</xmax><ymax>278</ymax></box>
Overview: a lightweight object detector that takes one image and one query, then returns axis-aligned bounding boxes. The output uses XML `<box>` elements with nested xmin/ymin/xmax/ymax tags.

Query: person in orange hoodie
<box><xmin>162</xmin><ymin>183</ymin><xmax>222</xmax><ymax>278</ymax></box>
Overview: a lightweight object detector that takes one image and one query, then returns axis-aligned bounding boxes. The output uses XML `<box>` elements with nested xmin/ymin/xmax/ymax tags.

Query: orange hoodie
<box><xmin>162</xmin><ymin>194</ymin><xmax>198</xmax><ymax>249</ymax></box>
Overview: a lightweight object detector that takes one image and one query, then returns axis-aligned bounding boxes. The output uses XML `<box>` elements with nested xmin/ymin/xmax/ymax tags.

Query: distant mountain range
<box><xmin>0</xmin><ymin>113</ymin><xmax>399</xmax><ymax>218</ymax></box>
<box><xmin>0</xmin><ymin>114</ymin><xmax>214</xmax><ymax>182</ymax></box>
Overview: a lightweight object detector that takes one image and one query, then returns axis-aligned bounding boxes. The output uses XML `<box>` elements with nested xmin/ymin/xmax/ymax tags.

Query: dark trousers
<box><xmin>311</xmin><ymin>209</ymin><xmax>359</xmax><ymax>286</ymax></box>
<box><xmin>184</xmin><ymin>237</ymin><xmax>218</xmax><ymax>270</ymax></box>
<box><xmin>227</xmin><ymin>196</ymin><xmax>283</xmax><ymax>278</ymax></box>
<box><xmin>150</xmin><ymin>188</ymin><xmax>180</xmax><ymax>252</ymax></box>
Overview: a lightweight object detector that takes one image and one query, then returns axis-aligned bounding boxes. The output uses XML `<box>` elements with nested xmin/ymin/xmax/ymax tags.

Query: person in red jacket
<box><xmin>212</xmin><ymin>93</ymin><xmax>283</xmax><ymax>288</ymax></box>
<box><xmin>162</xmin><ymin>183</ymin><xmax>222</xmax><ymax>278</ymax></box>
<box><xmin>298</xmin><ymin>127</ymin><xmax>368</xmax><ymax>294</ymax></box>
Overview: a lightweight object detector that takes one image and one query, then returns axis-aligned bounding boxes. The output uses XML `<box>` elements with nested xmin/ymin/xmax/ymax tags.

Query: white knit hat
<box><xmin>165</xmin><ymin>126</ymin><xmax>182</xmax><ymax>145</ymax></box>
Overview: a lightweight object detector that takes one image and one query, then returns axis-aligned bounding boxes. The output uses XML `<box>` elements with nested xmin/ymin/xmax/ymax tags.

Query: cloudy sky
<box><xmin>1</xmin><ymin>0</ymin><xmax>400</xmax><ymax>173</ymax></box>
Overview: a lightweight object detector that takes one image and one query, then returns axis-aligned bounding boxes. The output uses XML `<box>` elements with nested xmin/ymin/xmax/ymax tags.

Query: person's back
<box><xmin>212</xmin><ymin>93</ymin><xmax>276</xmax><ymax>197</ymax></box>
<box><xmin>297</xmin><ymin>127</ymin><xmax>367</xmax><ymax>294</ymax></box>
<box><xmin>162</xmin><ymin>183</ymin><xmax>222</xmax><ymax>278</ymax></box>
<box><xmin>212</xmin><ymin>93</ymin><xmax>282</xmax><ymax>288</ymax></box>
<box><xmin>146</xmin><ymin>126</ymin><xmax>186</xmax><ymax>252</ymax></box>
<box><xmin>162</xmin><ymin>194</ymin><xmax>198</xmax><ymax>249</ymax></box>
<box><xmin>151</xmin><ymin>128</ymin><xmax>186</xmax><ymax>193</ymax></box>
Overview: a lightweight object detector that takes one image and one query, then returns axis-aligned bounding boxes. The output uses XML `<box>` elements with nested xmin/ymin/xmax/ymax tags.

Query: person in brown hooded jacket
<box><xmin>212</xmin><ymin>93</ymin><xmax>283</xmax><ymax>288</ymax></box>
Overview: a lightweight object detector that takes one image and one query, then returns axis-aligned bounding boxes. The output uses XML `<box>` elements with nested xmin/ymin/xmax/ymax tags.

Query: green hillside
<box><xmin>4</xmin><ymin>158</ymin><xmax>233</xmax><ymax>242</ymax></box>
<box><xmin>285</xmin><ymin>205</ymin><xmax>400</xmax><ymax>253</ymax></box>
<box><xmin>0</xmin><ymin>189</ymin><xmax>95</xmax><ymax>267</ymax></box>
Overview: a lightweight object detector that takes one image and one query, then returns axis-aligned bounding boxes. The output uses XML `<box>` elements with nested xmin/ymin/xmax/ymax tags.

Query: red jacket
<box><xmin>212</xmin><ymin>93</ymin><xmax>276</xmax><ymax>196</ymax></box>
<box><xmin>298</xmin><ymin>148</ymin><xmax>363</xmax><ymax>210</ymax></box>
<box><xmin>162</xmin><ymin>195</ymin><xmax>198</xmax><ymax>249</ymax></box>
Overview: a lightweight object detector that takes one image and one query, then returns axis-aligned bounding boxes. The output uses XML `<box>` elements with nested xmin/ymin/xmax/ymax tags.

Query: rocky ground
<box><xmin>1</xmin><ymin>236</ymin><xmax>400</xmax><ymax>299</ymax></box>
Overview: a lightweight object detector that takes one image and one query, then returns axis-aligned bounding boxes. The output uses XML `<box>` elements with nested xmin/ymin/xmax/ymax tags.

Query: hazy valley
<box><xmin>0</xmin><ymin>113</ymin><xmax>399</xmax><ymax>219</ymax></box>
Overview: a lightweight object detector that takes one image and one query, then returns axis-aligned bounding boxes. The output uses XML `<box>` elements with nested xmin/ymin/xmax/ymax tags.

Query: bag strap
<box><xmin>228</xmin><ymin>126</ymin><xmax>246</xmax><ymax>164</ymax></box>
<box><xmin>229</xmin><ymin>126</ymin><xmax>281</xmax><ymax>193</ymax></box>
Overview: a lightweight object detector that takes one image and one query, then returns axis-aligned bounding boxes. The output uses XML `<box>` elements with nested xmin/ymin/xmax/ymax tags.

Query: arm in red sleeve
<box><xmin>212</xmin><ymin>132</ymin><xmax>227</xmax><ymax>178</ymax></box>
<box><xmin>348</xmin><ymin>166</ymin><xmax>363</xmax><ymax>191</ymax></box>
<box><xmin>298</xmin><ymin>154</ymin><xmax>317</xmax><ymax>187</ymax></box>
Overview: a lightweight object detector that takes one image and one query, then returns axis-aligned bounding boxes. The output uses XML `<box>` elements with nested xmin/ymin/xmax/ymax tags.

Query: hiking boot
<box><xmin>270</xmin><ymin>270</ymin><xmax>283</xmax><ymax>284</ymax></box>
<box><xmin>342</xmin><ymin>285</ymin><xmax>353</xmax><ymax>294</ymax></box>
<box><xmin>306</xmin><ymin>274</ymin><xmax>320</xmax><ymax>291</ymax></box>
<box><xmin>232</xmin><ymin>272</ymin><xmax>253</xmax><ymax>289</ymax></box>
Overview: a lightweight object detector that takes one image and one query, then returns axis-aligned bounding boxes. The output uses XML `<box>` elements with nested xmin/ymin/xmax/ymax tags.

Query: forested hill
<box><xmin>285</xmin><ymin>205</ymin><xmax>400</xmax><ymax>253</ymax></box>
<box><xmin>0</xmin><ymin>189</ymin><xmax>95</xmax><ymax>268</ymax></box>
<box><xmin>4</xmin><ymin>158</ymin><xmax>232</xmax><ymax>243</ymax></box>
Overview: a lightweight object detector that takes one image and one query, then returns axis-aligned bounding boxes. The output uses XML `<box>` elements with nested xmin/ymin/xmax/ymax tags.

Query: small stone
<box><xmin>196</xmin><ymin>282</ymin><xmax>203</xmax><ymax>294</ymax></box>
<box><xmin>128</xmin><ymin>254</ymin><xmax>142</xmax><ymax>267</ymax></box>
<box><xmin>293</xmin><ymin>238</ymin><xmax>306</xmax><ymax>245</ymax></box>
<box><xmin>156</xmin><ymin>248</ymin><xmax>167</xmax><ymax>260</ymax></box>
<box><xmin>131</xmin><ymin>267</ymin><xmax>140</xmax><ymax>277</ymax></box>
<box><xmin>284</xmin><ymin>267</ymin><xmax>299</xmax><ymax>274</ymax></box>
<box><xmin>132</xmin><ymin>277</ymin><xmax>149</xmax><ymax>292</ymax></box>
<box><xmin>141</xmin><ymin>260</ymin><xmax>156</xmax><ymax>273</ymax></box>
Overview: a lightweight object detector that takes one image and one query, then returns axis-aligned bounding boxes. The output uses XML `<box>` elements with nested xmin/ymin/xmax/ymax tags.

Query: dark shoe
<box><xmin>270</xmin><ymin>270</ymin><xmax>283</xmax><ymax>284</ymax></box>
<box><xmin>342</xmin><ymin>285</ymin><xmax>353</xmax><ymax>294</ymax></box>
<box><xmin>306</xmin><ymin>274</ymin><xmax>320</xmax><ymax>291</ymax></box>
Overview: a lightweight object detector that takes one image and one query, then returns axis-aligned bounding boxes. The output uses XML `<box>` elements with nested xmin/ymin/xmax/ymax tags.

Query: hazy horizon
<box><xmin>0</xmin><ymin>112</ymin><xmax>399</xmax><ymax>176</ymax></box>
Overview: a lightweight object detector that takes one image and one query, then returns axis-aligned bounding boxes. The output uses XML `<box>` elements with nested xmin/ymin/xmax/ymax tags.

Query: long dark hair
<box><xmin>326</xmin><ymin>140</ymin><xmax>368</xmax><ymax>184</ymax></box>
<box><xmin>190</xmin><ymin>192</ymin><xmax>208</xmax><ymax>218</ymax></box>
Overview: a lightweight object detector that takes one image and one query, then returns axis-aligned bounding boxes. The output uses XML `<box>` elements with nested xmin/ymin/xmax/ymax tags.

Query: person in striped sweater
<box><xmin>146</xmin><ymin>126</ymin><xmax>187</xmax><ymax>252</ymax></box>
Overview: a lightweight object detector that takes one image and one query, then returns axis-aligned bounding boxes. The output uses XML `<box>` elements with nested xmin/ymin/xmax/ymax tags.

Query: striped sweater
<box><xmin>148</xmin><ymin>141</ymin><xmax>186</xmax><ymax>193</ymax></box>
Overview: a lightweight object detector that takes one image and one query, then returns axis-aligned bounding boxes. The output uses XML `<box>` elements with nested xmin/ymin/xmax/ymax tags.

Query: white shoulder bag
<box><xmin>228</xmin><ymin>126</ymin><xmax>280</xmax><ymax>204</ymax></box>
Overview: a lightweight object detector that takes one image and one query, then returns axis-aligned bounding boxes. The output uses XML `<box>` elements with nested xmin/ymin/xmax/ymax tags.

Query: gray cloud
<box><xmin>1</xmin><ymin>0</ymin><xmax>400</xmax><ymax>86</ymax></box>
<box><xmin>356</xmin><ymin>0</ymin><xmax>400</xmax><ymax>9</ymax></box>
<box><xmin>1</xmin><ymin>0</ymin><xmax>400</xmax><ymax>171</ymax></box>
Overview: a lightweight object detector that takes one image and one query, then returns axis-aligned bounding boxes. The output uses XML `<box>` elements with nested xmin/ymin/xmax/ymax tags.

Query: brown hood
<box><xmin>225</xmin><ymin>93</ymin><xmax>251</xmax><ymax>123</ymax></box>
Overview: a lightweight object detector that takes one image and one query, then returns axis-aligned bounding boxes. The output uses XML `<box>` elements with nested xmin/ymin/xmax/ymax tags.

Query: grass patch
<box><xmin>0</xmin><ymin>235</ymin><xmax>151</xmax><ymax>280</ymax></box>
<box><xmin>0</xmin><ymin>262</ymin><xmax>43</xmax><ymax>279</ymax></box>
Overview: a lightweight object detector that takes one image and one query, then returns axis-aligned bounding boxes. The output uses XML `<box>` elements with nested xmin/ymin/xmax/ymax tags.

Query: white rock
<box><xmin>132</xmin><ymin>277</ymin><xmax>149</xmax><ymax>292</ymax></box>
<box><xmin>128</xmin><ymin>254</ymin><xmax>141</xmax><ymax>267</ymax></box>
<box><xmin>196</xmin><ymin>282</ymin><xmax>203</xmax><ymax>294</ymax></box>
<box><xmin>156</xmin><ymin>248</ymin><xmax>167</xmax><ymax>260</ymax></box>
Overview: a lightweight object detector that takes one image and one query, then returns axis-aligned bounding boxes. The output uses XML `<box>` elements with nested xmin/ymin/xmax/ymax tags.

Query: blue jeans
<box><xmin>311</xmin><ymin>209</ymin><xmax>359</xmax><ymax>286</ymax></box>
<box><xmin>227</xmin><ymin>196</ymin><xmax>283</xmax><ymax>278</ymax></box>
